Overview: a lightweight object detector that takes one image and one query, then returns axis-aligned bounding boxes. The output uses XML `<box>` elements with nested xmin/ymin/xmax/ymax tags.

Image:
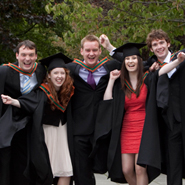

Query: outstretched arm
<box><xmin>1</xmin><ymin>94</ymin><xmax>21</xmax><ymax>108</ymax></box>
<box><xmin>104</xmin><ymin>69</ymin><xmax>121</xmax><ymax>100</ymax></box>
<box><xmin>99</xmin><ymin>34</ymin><xmax>124</xmax><ymax>62</ymax></box>
<box><xmin>99</xmin><ymin>34</ymin><xmax>116</xmax><ymax>52</ymax></box>
<box><xmin>158</xmin><ymin>52</ymin><xmax>185</xmax><ymax>76</ymax></box>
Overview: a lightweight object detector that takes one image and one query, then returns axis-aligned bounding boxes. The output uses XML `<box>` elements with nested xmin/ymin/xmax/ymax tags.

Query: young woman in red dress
<box><xmin>103</xmin><ymin>43</ymin><xmax>185</xmax><ymax>185</ymax></box>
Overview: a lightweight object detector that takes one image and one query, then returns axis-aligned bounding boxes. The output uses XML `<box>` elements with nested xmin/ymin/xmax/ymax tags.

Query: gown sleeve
<box><xmin>18</xmin><ymin>90</ymin><xmax>41</xmax><ymax>114</ymax></box>
<box><xmin>0</xmin><ymin>90</ymin><xmax>41</xmax><ymax>148</ymax></box>
<box><xmin>90</xmin><ymin>99</ymin><xmax>113</xmax><ymax>173</ymax></box>
<box><xmin>0</xmin><ymin>65</ymin><xmax>8</xmax><ymax>117</ymax></box>
<box><xmin>137</xmin><ymin>70</ymin><xmax>161</xmax><ymax>182</ymax></box>
<box><xmin>112</xmin><ymin>52</ymin><xmax>124</xmax><ymax>62</ymax></box>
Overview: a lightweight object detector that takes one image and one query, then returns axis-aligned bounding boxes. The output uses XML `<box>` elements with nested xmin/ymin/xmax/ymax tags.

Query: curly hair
<box><xmin>44</xmin><ymin>68</ymin><xmax>74</xmax><ymax>111</ymax></box>
<box><xmin>146</xmin><ymin>29</ymin><xmax>170</xmax><ymax>49</ymax></box>
<box><xmin>120</xmin><ymin>56</ymin><xmax>144</xmax><ymax>98</ymax></box>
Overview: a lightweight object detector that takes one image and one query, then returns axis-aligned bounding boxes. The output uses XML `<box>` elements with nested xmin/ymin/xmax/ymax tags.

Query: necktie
<box><xmin>87</xmin><ymin>71</ymin><xmax>96</xmax><ymax>89</ymax></box>
<box><xmin>22</xmin><ymin>75</ymin><xmax>31</xmax><ymax>95</ymax></box>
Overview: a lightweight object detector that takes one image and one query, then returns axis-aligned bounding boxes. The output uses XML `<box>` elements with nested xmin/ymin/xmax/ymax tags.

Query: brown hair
<box><xmin>146</xmin><ymin>29</ymin><xmax>170</xmax><ymax>49</ymax></box>
<box><xmin>44</xmin><ymin>68</ymin><xmax>74</xmax><ymax>110</ymax></box>
<box><xmin>16</xmin><ymin>40</ymin><xmax>37</xmax><ymax>54</ymax></box>
<box><xmin>120</xmin><ymin>56</ymin><xmax>144</xmax><ymax>98</ymax></box>
<box><xmin>81</xmin><ymin>34</ymin><xmax>100</xmax><ymax>49</ymax></box>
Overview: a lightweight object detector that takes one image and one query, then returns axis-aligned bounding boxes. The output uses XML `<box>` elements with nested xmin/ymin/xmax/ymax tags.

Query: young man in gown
<box><xmin>0</xmin><ymin>40</ymin><xmax>46</xmax><ymax>185</ymax></box>
<box><xmin>146</xmin><ymin>29</ymin><xmax>185</xmax><ymax>185</ymax></box>
<box><xmin>66</xmin><ymin>34</ymin><xmax>121</xmax><ymax>185</ymax></box>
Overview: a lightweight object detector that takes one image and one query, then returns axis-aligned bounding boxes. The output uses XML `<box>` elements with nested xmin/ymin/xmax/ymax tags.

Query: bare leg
<box><xmin>135</xmin><ymin>154</ymin><xmax>148</xmax><ymax>185</ymax></box>
<box><xmin>121</xmin><ymin>153</ymin><xmax>136</xmax><ymax>185</ymax></box>
<box><xmin>57</xmin><ymin>177</ymin><xmax>71</xmax><ymax>185</ymax></box>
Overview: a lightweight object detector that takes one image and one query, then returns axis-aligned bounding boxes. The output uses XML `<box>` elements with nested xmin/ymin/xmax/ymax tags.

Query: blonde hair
<box><xmin>81</xmin><ymin>34</ymin><xmax>100</xmax><ymax>49</ymax></box>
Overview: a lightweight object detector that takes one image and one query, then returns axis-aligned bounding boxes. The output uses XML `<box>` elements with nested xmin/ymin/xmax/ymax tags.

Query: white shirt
<box><xmin>164</xmin><ymin>51</ymin><xmax>176</xmax><ymax>78</ymax></box>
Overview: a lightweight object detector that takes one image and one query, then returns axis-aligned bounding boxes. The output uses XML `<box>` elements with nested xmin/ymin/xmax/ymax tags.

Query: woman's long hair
<box><xmin>120</xmin><ymin>56</ymin><xmax>144</xmax><ymax>98</ymax></box>
<box><xmin>44</xmin><ymin>68</ymin><xmax>74</xmax><ymax>111</ymax></box>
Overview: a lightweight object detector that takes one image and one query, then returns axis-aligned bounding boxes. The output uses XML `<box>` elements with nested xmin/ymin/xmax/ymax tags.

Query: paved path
<box><xmin>95</xmin><ymin>173</ymin><xmax>185</xmax><ymax>185</ymax></box>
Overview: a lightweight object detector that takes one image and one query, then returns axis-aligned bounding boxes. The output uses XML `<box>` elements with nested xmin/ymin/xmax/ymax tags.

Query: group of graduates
<box><xmin>0</xmin><ymin>28</ymin><xmax>185</xmax><ymax>185</ymax></box>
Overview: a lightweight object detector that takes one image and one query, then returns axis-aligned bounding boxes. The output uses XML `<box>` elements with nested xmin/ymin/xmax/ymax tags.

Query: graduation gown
<box><xmin>17</xmin><ymin>88</ymin><xmax>74</xmax><ymax>184</ymax></box>
<box><xmin>155</xmin><ymin>49</ymin><xmax>185</xmax><ymax>177</ymax></box>
<box><xmin>92</xmin><ymin>70</ymin><xmax>161</xmax><ymax>183</ymax></box>
<box><xmin>65</xmin><ymin>58</ymin><xmax>121</xmax><ymax>177</ymax></box>
<box><xmin>18</xmin><ymin>90</ymin><xmax>53</xmax><ymax>184</ymax></box>
<box><xmin>0</xmin><ymin>62</ymin><xmax>46</xmax><ymax>148</ymax></box>
<box><xmin>0</xmin><ymin>62</ymin><xmax>46</xmax><ymax>184</ymax></box>
<box><xmin>66</xmin><ymin>58</ymin><xmax>121</xmax><ymax>136</ymax></box>
<box><xmin>0</xmin><ymin>62</ymin><xmax>46</xmax><ymax>185</ymax></box>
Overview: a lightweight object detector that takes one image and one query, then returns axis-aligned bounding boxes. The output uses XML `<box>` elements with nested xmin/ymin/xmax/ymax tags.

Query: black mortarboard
<box><xmin>114</xmin><ymin>43</ymin><xmax>146</xmax><ymax>59</ymax></box>
<box><xmin>39</xmin><ymin>52</ymin><xmax>72</xmax><ymax>71</ymax></box>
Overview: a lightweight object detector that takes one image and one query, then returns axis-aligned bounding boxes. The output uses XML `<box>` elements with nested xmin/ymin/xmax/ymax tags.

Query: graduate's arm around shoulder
<box><xmin>158</xmin><ymin>51</ymin><xmax>185</xmax><ymax>76</ymax></box>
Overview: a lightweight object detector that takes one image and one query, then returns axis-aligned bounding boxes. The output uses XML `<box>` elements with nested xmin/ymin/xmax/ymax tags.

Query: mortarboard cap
<box><xmin>39</xmin><ymin>52</ymin><xmax>72</xmax><ymax>71</ymax></box>
<box><xmin>114</xmin><ymin>43</ymin><xmax>146</xmax><ymax>59</ymax></box>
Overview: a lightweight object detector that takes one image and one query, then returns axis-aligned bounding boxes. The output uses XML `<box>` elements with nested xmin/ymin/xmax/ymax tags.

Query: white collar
<box><xmin>163</xmin><ymin>51</ymin><xmax>171</xmax><ymax>64</ymax></box>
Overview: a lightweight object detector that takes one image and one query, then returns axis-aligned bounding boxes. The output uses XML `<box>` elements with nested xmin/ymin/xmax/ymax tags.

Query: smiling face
<box><xmin>16</xmin><ymin>45</ymin><xmax>37</xmax><ymax>71</ymax></box>
<box><xmin>80</xmin><ymin>40</ymin><xmax>102</xmax><ymax>67</ymax></box>
<box><xmin>150</xmin><ymin>39</ymin><xmax>170</xmax><ymax>62</ymax></box>
<box><xmin>48</xmin><ymin>67</ymin><xmax>66</xmax><ymax>91</ymax></box>
<box><xmin>124</xmin><ymin>55</ymin><xmax>139</xmax><ymax>73</ymax></box>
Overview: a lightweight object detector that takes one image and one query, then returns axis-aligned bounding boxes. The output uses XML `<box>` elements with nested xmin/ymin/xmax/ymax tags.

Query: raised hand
<box><xmin>99</xmin><ymin>34</ymin><xmax>116</xmax><ymax>52</ymax></box>
<box><xmin>110</xmin><ymin>69</ymin><xmax>121</xmax><ymax>81</ymax></box>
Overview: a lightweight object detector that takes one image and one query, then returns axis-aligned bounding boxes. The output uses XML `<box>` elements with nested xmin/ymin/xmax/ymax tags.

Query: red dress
<box><xmin>120</xmin><ymin>84</ymin><xmax>148</xmax><ymax>153</ymax></box>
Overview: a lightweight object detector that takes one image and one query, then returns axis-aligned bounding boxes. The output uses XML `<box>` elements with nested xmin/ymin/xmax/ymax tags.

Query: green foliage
<box><xmin>47</xmin><ymin>0</ymin><xmax>185</xmax><ymax>59</ymax></box>
<box><xmin>2</xmin><ymin>0</ymin><xmax>184</xmax><ymax>63</ymax></box>
<box><xmin>0</xmin><ymin>0</ymin><xmax>71</xmax><ymax>64</ymax></box>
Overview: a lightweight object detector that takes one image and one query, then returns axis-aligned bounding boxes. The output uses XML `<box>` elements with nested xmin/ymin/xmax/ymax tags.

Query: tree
<box><xmin>46</xmin><ymin>0</ymin><xmax>185</xmax><ymax>59</ymax></box>
<box><xmin>0</xmin><ymin>0</ymin><xmax>71</xmax><ymax>64</ymax></box>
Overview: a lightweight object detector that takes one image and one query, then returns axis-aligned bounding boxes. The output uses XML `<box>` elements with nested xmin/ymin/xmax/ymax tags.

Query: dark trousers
<box><xmin>73</xmin><ymin>135</ymin><xmax>95</xmax><ymax>185</ymax></box>
<box><xmin>166</xmin><ymin>121</ymin><xmax>185</xmax><ymax>185</ymax></box>
<box><xmin>0</xmin><ymin>147</ymin><xmax>11</xmax><ymax>185</ymax></box>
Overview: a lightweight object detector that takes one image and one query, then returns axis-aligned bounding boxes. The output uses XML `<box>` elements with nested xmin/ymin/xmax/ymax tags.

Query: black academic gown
<box><xmin>18</xmin><ymin>90</ymin><xmax>53</xmax><ymax>184</ymax></box>
<box><xmin>0</xmin><ymin>85</ymin><xmax>74</xmax><ymax>185</ymax></box>
<box><xmin>155</xmin><ymin>49</ymin><xmax>185</xmax><ymax>177</ymax></box>
<box><xmin>66</xmin><ymin>59</ymin><xmax>121</xmax><ymax>136</ymax></box>
<box><xmin>65</xmin><ymin>59</ymin><xmax>121</xmax><ymax>182</ymax></box>
<box><xmin>92</xmin><ymin>70</ymin><xmax>161</xmax><ymax>183</ymax></box>
<box><xmin>0</xmin><ymin>62</ymin><xmax>46</xmax><ymax>185</ymax></box>
<box><xmin>17</xmin><ymin>88</ymin><xmax>74</xmax><ymax>185</ymax></box>
<box><xmin>0</xmin><ymin>62</ymin><xmax>46</xmax><ymax>147</ymax></box>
